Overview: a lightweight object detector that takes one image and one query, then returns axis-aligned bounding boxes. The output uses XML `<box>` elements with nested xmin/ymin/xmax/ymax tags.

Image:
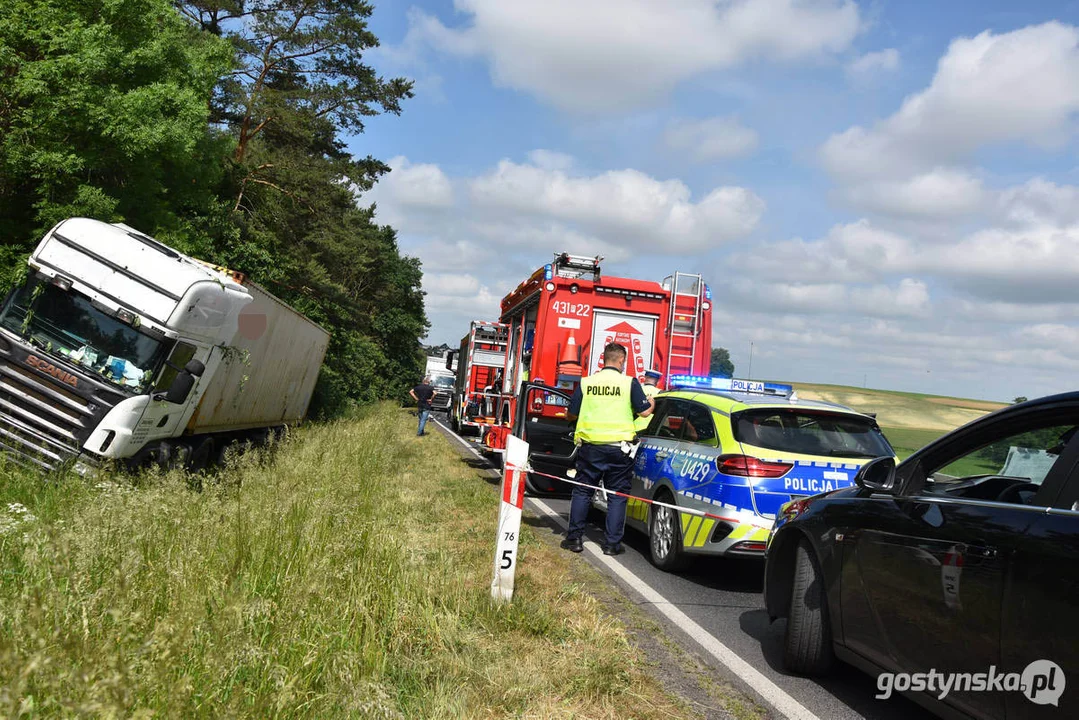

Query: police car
<box><xmin>596</xmin><ymin>375</ymin><xmax>896</xmax><ymax>570</ymax></box>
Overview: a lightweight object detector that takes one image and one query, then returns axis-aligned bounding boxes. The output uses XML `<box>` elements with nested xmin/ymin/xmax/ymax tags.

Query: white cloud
<box><xmin>363</xmin><ymin>153</ymin><xmax>767</xmax><ymax>343</ymax></box>
<box><xmin>401</xmin><ymin>0</ymin><xmax>861</xmax><ymax>112</ymax></box>
<box><xmin>822</xmin><ymin>22</ymin><xmax>1079</xmax><ymax>180</ymax></box>
<box><xmin>468</xmin><ymin>160</ymin><xmax>765</xmax><ymax>250</ymax></box>
<box><xmin>846</xmin><ymin>48</ymin><xmax>900</xmax><ymax>79</ymax></box>
<box><xmin>663</xmin><ymin>116</ymin><xmax>759</xmax><ymax>162</ymax></box>
<box><xmin>726</xmin><ymin>277</ymin><xmax>929</xmax><ymax>318</ymax></box>
<box><xmin>843</xmin><ymin>167</ymin><xmax>985</xmax><ymax>219</ymax></box>
<box><xmin>733</xmin><ymin>220</ymin><xmax>915</xmax><ymax>282</ymax></box>
<box><xmin>526</xmin><ymin>149</ymin><xmax>575</xmax><ymax>171</ymax></box>
<box><xmin>376</xmin><ymin>156</ymin><xmax>453</xmax><ymax>211</ymax></box>
<box><xmin>931</xmin><ymin>224</ymin><xmax>1079</xmax><ymax>302</ymax></box>
<box><xmin>998</xmin><ymin>178</ymin><xmax>1079</xmax><ymax>227</ymax></box>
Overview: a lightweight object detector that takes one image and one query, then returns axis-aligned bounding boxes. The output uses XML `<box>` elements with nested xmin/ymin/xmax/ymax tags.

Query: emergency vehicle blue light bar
<box><xmin>669</xmin><ymin>375</ymin><xmax>794</xmax><ymax>397</ymax></box>
<box><xmin>544</xmin><ymin>264</ymin><xmax>553</xmax><ymax>280</ymax></box>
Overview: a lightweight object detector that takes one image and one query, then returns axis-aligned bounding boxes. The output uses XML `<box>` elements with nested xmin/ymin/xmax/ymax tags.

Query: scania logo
<box><xmin>26</xmin><ymin>355</ymin><xmax>79</xmax><ymax>388</ymax></box>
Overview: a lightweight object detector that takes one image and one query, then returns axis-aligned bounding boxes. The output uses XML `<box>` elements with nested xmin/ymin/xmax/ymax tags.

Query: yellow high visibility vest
<box><xmin>574</xmin><ymin>370</ymin><xmax>637</xmax><ymax>445</ymax></box>
<box><xmin>634</xmin><ymin>384</ymin><xmax>660</xmax><ymax>432</ymax></box>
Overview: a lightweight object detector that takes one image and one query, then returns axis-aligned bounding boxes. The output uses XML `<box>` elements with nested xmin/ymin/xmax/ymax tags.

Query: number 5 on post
<box><xmin>491</xmin><ymin>435</ymin><xmax>528</xmax><ymax>602</ymax></box>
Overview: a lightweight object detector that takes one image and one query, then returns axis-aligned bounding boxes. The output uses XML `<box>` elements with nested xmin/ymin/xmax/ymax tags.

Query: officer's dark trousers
<box><xmin>567</xmin><ymin>442</ymin><xmax>634</xmax><ymax>546</ymax></box>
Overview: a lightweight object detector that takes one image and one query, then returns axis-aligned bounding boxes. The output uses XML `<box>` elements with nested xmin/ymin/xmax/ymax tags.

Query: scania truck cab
<box><xmin>0</xmin><ymin>218</ymin><xmax>327</xmax><ymax>472</ymax></box>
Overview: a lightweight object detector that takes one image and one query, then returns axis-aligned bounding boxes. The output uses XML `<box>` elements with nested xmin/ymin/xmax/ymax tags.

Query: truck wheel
<box><xmin>649</xmin><ymin>489</ymin><xmax>688</xmax><ymax>571</ymax></box>
<box><xmin>783</xmin><ymin>539</ymin><xmax>834</xmax><ymax>676</ymax></box>
<box><xmin>187</xmin><ymin>438</ymin><xmax>214</xmax><ymax>473</ymax></box>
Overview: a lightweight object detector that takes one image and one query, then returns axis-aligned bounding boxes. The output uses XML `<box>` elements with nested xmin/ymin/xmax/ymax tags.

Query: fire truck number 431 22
<box><xmin>550</xmin><ymin>300</ymin><xmax>590</xmax><ymax>317</ymax></box>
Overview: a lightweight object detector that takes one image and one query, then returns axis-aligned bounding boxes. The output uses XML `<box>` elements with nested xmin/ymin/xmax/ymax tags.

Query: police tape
<box><xmin>523</xmin><ymin>466</ymin><xmax>772</xmax><ymax>530</ymax></box>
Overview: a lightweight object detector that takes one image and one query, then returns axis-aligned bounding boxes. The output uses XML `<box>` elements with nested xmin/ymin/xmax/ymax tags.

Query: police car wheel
<box><xmin>648</xmin><ymin>490</ymin><xmax>688</xmax><ymax>571</ymax></box>
<box><xmin>783</xmin><ymin>539</ymin><xmax>834</xmax><ymax>676</ymax></box>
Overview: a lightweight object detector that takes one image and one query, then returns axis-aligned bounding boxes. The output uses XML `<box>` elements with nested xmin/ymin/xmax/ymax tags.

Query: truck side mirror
<box><xmin>855</xmin><ymin>456</ymin><xmax>897</xmax><ymax>493</ymax></box>
<box><xmin>184</xmin><ymin>359</ymin><xmax>206</xmax><ymax>377</ymax></box>
<box><xmin>445</xmin><ymin>350</ymin><xmax>455</xmax><ymax>372</ymax></box>
<box><xmin>165</xmin><ymin>371</ymin><xmax>197</xmax><ymax>404</ymax></box>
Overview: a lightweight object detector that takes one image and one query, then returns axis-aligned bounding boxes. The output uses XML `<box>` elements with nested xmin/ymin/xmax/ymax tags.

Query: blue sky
<box><xmin>355</xmin><ymin>0</ymin><xmax>1079</xmax><ymax>402</ymax></box>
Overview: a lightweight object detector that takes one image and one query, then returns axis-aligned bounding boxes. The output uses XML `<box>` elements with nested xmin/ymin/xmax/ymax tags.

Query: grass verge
<box><xmin>0</xmin><ymin>404</ymin><xmax>704</xmax><ymax>718</ymax></box>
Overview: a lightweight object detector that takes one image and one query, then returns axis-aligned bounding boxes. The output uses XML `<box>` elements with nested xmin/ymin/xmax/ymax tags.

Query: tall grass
<box><xmin>0</xmin><ymin>405</ymin><xmax>696</xmax><ymax>718</ymax></box>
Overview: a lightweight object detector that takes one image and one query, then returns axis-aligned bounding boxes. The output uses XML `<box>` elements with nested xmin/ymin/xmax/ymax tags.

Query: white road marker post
<box><xmin>491</xmin><ymin>434</ymin><xmax>529</xmax><ymax>603</ymax></box>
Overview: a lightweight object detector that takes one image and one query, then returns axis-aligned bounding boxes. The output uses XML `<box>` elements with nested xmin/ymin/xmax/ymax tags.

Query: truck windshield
<box><xmin>0</xmin><ymin>278</ymin><xmax>169</xmax><ymax>392</ymax></box>
<box><xmin>433</xmin><ymin>376</ymin><xmax>454</xmax><ymax>389</ymax></box>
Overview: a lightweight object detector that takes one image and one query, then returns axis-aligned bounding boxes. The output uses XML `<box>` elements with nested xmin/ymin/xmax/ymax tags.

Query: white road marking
<box><xmin>432</xmin><ymin>417</ymin><xmax>820</xmax><ymax>720</ymax></box>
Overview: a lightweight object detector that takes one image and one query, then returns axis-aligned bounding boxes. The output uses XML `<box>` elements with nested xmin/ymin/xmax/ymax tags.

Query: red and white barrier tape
<box><xmin>523</xmin><ymin>465</ymin><xmax>772</xmax><ymax>530</ymax></box>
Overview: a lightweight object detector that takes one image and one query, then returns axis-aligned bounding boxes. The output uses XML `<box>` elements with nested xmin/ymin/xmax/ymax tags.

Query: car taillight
<box><xmin>715</xmin><ymin>454</ymin><xmax>793</xmax><ymax>478</ymax></box>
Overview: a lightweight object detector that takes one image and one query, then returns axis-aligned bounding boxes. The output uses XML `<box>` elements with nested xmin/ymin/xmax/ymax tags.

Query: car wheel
<box><xmin>649</xmin><ymin>490</ymin><xmax>688</xmax><ymax>571</ymax></box>
<box><xmin>783</xmin><ymin>538</ymin><xmax>834</xmax><ymax>676</ymax></box>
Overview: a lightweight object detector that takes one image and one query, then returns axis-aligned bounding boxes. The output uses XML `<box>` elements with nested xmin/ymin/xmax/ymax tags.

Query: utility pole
<box><xmin>748</xmin><ymin>341</ymin><xmax>754</xmax><ymax>380</ymax></box>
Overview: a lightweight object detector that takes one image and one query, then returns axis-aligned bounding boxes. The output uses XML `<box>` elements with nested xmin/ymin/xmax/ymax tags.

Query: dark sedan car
<box><xmin>764</xmin><ymin>392</ymin><xmax>1079</xmax><ymax>720</ymax></box>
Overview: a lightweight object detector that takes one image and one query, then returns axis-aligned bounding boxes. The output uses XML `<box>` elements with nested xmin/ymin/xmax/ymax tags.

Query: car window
<box><xmin>924</xmin><ymin>424</ymin><xmax>1078</xmax><ymax>504</ymax></box>
<box><xmin>732</xmin><ymin>409</ymin><xmax>893</xmax><ymax>458</ymax></box>
<box><xmin>639</xmin><ymin>398</ymin><xmax>666</xmax><ymax>437</ymax></box>
<box><xmin>682</xmin><ymin>401</ymin><xmax>719</xmax><ymax>448</ymax></box>
<box><xmin>643</xmin><ymin>398</ymin><xmax>691</xmax><ymax>440</ymax></box>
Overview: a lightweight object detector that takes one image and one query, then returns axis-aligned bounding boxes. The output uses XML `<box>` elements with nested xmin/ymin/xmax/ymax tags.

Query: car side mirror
<box><xmin>855</xmin><ymin>457</ymin><xmax>897</xmax><ymax>493</ymax></box>
<box><xmin>184</xmin><ymin>359</ymin><xmax>206</xmax><ymax>377</ymax></box>
<box><xmin>165</xmin><ymin>371</ymin><xmax>197</xmax><ymax>404</ymax></box>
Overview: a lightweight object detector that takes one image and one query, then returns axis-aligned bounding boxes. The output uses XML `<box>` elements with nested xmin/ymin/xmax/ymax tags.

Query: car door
<box><xmin>663</xmin><ymin>399</ymin><xmax>724</xmax><ymax>548</ymax></box>
<box><xmin>625</xmin><ymin>396</ymin><xmax>673</xmax><ymax>528</ymax></box>
<box><xmin>840</xmin><ymin>417</ymin><xmax>1079</xmax><ymax>720</ymax></box>
<box><xmin>515</xmin><ymin>382</ymin><xmax>576</xmax><ymax>494</ymax></box>
<box><xmin>1001</xmin><ymin>428</ymin><xmax>1079</xmax><ymax>719</ymax></box>
<box><xmin>636</xmin><ymin>397</ymin><xmax>689</xmax><ymax>497</ymax></box>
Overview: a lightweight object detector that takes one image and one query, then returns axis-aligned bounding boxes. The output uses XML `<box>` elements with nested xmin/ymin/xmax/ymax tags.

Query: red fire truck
<box><xmin>445</xmin><ymin>321</ymin><xmax>510</xmax><ymax>435</ymax></box>
<box><xmin>480</xmin><ymin>253</ymin><xmax>713</xmax><ymax>491</ymax></box>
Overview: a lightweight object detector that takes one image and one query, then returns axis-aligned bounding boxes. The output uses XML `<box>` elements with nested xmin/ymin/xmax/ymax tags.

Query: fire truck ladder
<box><xmin>665</xmin><ymin>272</ymin><xmax>704</xmax><ymax>376</ymax></box>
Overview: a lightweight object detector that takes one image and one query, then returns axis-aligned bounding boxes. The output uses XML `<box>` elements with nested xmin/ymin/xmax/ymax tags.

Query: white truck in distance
<box><xmin>0</xmin><ymin>218</ymin><xmax>329</xmax><ymax>472</ymax></box>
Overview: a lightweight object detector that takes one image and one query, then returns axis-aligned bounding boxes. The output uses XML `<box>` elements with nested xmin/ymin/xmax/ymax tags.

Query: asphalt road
<box><xmin>432</xmin><ymin>417</ymin><xmax>937</xmax><ymax>720</ymax></box>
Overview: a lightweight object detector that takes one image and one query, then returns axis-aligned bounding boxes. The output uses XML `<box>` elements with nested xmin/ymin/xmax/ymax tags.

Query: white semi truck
<box><xmin>0</xmin><ymin>218</ymin><xmax>329</xmax><ymax>472</ymax></box>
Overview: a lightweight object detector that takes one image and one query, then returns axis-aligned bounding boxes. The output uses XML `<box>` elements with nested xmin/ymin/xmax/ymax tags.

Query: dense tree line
<box><xmin>0</xmin><ymin>0</ymin><xmax>426</xmax><ymax>416</ymax></box>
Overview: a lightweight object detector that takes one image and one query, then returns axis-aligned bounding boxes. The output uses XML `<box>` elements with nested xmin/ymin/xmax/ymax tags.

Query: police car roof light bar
<box><xmin>668</xmin><ymin>374</ymin><xmax>794</xmax><ymax>397</ymax></box>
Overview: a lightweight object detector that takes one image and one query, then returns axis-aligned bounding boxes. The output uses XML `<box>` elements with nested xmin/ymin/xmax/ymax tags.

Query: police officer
<box><xmin>561</xmin><ymin>343</ymin><xmax>654</xmax><ymax>556</ymax></box>
<box><xmin>635</xmin><ymin>368</ymin><xmax>662</xmax><ymax>432</ymax></box>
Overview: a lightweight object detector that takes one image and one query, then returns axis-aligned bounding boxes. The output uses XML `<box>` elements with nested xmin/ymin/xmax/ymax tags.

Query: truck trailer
<box><xmin>476</xmin><ymin>253</ymin><xmax>714</xmax><ymax>491</ymax></box>
<box><xmin>0</xmin><ymin>218</ymin><xmax>329</xmax><ymax>472</ymax></box>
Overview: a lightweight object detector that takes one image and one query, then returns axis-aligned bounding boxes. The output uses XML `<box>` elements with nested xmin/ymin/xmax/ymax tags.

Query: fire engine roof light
<box><xmin>668</xmin><ymin>375</ymin><xmax>794</xmax><ymax>397</ymax></box>
<box><xmin>552</xmin><ymin>252</ymin><xmax>602</xmax><ymax>281</ymax></box>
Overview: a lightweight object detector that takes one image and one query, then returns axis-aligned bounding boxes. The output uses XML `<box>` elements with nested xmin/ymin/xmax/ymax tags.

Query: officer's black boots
<box><xmin>560</xmin><ymin>537</ymin><xmax>584</xmax><ymax>553</ymax></box>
